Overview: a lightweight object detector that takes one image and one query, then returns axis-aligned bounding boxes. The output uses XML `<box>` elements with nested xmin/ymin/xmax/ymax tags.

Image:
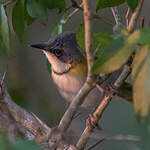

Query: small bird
<box><xmin>31</xmin><ymin>32</ymin><xmax>123</xmax><ymax>107</ymax></box>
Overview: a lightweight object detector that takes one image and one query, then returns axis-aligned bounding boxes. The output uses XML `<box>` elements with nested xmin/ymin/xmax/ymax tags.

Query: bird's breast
<box><xmin>52</xmin><ymin>71</ymin><xmax>86</xmax><ymax>102</ymax></box>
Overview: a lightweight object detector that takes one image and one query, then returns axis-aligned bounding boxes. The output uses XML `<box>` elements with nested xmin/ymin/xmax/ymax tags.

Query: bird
<box><xmin>31</xmin><ymin>32</ymin><xmax>126</xmax><ymax>108</ymax></box>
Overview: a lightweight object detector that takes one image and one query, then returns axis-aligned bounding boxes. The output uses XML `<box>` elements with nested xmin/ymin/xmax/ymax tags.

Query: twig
<box><xmin>64</xmin><ymin>3</ymin><xmax>83</xmax><ymax>23</ymax></box>
<box><xmin>85</xmin><ymin>139</ymin><xmax>104</xmax><ymax>150</ymax></box>
<box><xmin>58</xmin><ymin>0</ymin><xmax>95</xmax><ymax>133</ymax></box>
<box><xmin>83</xmin><ymin>0</ymin><xmax>93</xmax><ymax>75</ymax></box>
<box><xmin>58</xmin><ymin>82</ymin><xmax>95</xmax><ymax>131</ymax></box>
<box><xmin>76</xmin><ymin>65</ymin><xmax>131</xmax><ymax>150</ymax></box>
<box><xmin>91</xmin><ymin>14</ymin><xmax>113</xmax><ymax>26</ymax></box>
<box><xmin>111</xmin><ymin>7</ymin><xmax>121</xmax><ymax>25</ymax></box>
<box><xmin>0</xmin><ymin>72</ymin><xmax>6</xmax><ymax>85</ymax></box>
<box><xmin>128</xmin><ymin>0</ymin><xmax>144</xmax><ymax>32</ymax></box>
<box><xmin>140</xmin><ymin>16</ymin><xmax>145</xmax><ymax>28</ymax></box>
<box><xmin>125</xmin><ymin>8</ymin><xmax>130</xmax><ymax>27</ymax></box>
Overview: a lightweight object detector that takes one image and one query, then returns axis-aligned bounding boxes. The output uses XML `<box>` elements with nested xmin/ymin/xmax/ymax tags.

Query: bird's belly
<box><xmin>52</xmin><ymin>72</ymin><xmax>85</xmax><ymax>102</ymax></box>
<box><xmin>52</xmin><ymin>72</ymin><xmax>103</xmax><ymax>108</ymax></box>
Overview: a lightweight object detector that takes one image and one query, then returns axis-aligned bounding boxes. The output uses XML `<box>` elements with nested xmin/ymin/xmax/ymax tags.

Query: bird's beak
<box><xmin>30</xmin><ymin>43</ymin><xmax>48</xmax><ymax>51</ymax></box>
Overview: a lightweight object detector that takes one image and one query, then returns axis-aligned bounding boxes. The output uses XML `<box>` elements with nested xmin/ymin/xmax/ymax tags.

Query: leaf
<box><xmin>132</xmin><ymin>45</ymin><xmax>150</xmax><ymax>121</ymax></box>
<box><xmin>12</xmin><ymin>1</ymin><xmax>24</xmax><ymax>40</ymax></box>
<box><xmin>0</xmin><ymin>4</ymin><xmax>10</xmax><ymax>54</ymax></box>
<box><xmin>26</xmin><ymin>0</ymin><xmax>47</xmax><ymax>19</ymax></box>
<box><xmin>128</xmin><ymin>28</ymin><xmax>150</xmax><ymax>45</ymax></box>
<box><xmin>96</xmin><ymin>0</ymin><xmax>125</xmax><ymax>11</ymax></box>
<box><xmin>126</xmin><ymin>0</ymin><xmax>139</xmax><ymax>12</ymax></box>
<box><xmin>24</xmin><ymin>0</ymin><xmax>35</xmax><ymax>25</ymax></box>
<box><xmin>92</xmin><ymin>32</ymin><xmax>113</xmax><ymax>50</ymax></box>
<box><xmin>76</xmin><ymin>24</ymin><xmax>85</xmax><ymax>50</ymax></box>
<box><xmin>46</xmin><ymin>59</ymin><xmax>51</xmax><ymax>73</ymax></box>
<box><xmin>92</xmin><ymin>36</ymin><xmax>135</xmax><ymax>74</ymax></box>
<box><xmin>44</xmin><ymin>0</ymin><xmax>66</xmax><ymax>12</ymax></box>
<box><xmin>51</xmin><ymin>23</ymin><xmax>64</xmax><ymax>36</ymax></box>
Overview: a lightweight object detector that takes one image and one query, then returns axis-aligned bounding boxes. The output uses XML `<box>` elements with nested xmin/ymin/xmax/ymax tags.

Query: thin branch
<box><xmin>111</xmin><ymin>7</ymin><xmax>121</xmax><ymax>25</ymax></box>
<box><xmin>58</xmin><ymin>0</ymin><xmax>95</xmax><ymax>133</ymax></box>
<box><xmin>125</xmin><ymin>8</ymin><xmax>130</xmax><ymax>28</ymax></box>
<box><xmin>128</xmin><ymin>0</ymin><xmax>144</xmax><ymax>32</ymax></box>
<box><xmin>58</xmin><ymin>82</ymin><xmax>95</xmax><ymax>131</ymax></box>
<box><xmin>76</xmin><ymin>65</ymin><xmax>131</xmax><ymax>150</ymax></box>
<box><xmin>85</xmin><ymin>139</ymin><xmax>104</xmax><ymax>150</ymax></box>
<box><xmin>83</xmin><ymin>0</ymin><xmax>93</xmax><ymax>75</ymax></box>
<box><xmin>63</xmin><ymin>3</ymin><xmax>83</xmax><ymax>24</ymax></box>
<box><xmin>91</xmin><ymin>14</ymin><xmax>113</xmax><ymax>26</ymax></box>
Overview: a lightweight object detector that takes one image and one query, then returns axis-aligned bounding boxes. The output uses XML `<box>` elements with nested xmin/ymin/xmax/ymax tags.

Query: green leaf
<box><xmin>132</xmin><ymin>45</ymin><xmax>150</xmax><ymax>122</ymax></box>
<box><xmin>44</xmin><ymin>0</ymin><xmax>66</xmax><ymax>12</ymax></box>
<box><xmin>0</xmin><ymin>4</ymin><xmax>10</xmax><ymax>54</ymax></box>
<box><xmin>46</xmin><ymin>59</ymin><xmax>51</xmax><ymax>73</ymax></box>
<box><xmin>12</xmin><ymin>1</ymin><xmax>25</xmax><ymax>40</ymax></box>
<box><xmin>92</xmin><ymin>36</ymin><xmax>135</xmax><ymax>73</ymax></box>
<box><xmin>126</xmin><ymin>0</ymin><xmax>139</xmax><ymax>12</ymax></box>
<box><xmin>76</xmin><ymin>24</ymin><xmax>85</xmax><ymax>50</ymax></box>
<box><xmin>24</xmin><ymin>0</ymin><xmax>35</xmax><ymax>25</ymax></box>
<box><xmin>92</xmin><ymin>32</ymin><xmax>113</xmax><ymax>50</ymax></box>
<box><xmin>96</xmin><ymin>0</ymin><xmax>125</xmax><ymax>11</ymax></box>
<box><xmin>128</xmin><ymin>28</ymin><xmax>150</xmax><ymax>45</ymax></box>
<box><xmin>27</xmin><ymin>0</ymin><xmax>47</xmax><ymax>19</ymax></box>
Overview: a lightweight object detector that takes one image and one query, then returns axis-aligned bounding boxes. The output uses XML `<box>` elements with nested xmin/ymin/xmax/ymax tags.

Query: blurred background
<box><xmin>0</xmin><ymin>0</ymin><xmax>150</xmax><ymax>149</ymax></box>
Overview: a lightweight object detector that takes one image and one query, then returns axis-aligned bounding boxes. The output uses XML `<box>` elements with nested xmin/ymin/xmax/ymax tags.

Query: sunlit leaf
<box><xmin>92</xmin><ymin>36</ymin><xmax>135</xmax><ymax>73</ymax></box>
<box><xmin>96</xmin><ymin>0</ymin><xmax>125</xmax><ymax>11</ymax></box>
<box><xmin>128</xmin><ymin>28</ymin><xmax>150</xmax><ymax>45</ymax></box>
<box><xmin>126</xmin><ymin>0</ymin><xmax>139</xmax><ymax>12</ymax></box>
<box><xmin>12</xmin><ymin>1</ymin><xmax>24</xmax><ymax>40</ymax></box>
<box><xmin>27</xmin><ymin>0</ymin><xmax>47</xmax><ymax>19</ymax></box>
<box><xmin>132</xmin><ymin>45</ymin><xmax>150</xmax><ymax>120</ymax></box>
<box><xmin>0</xmin><ymin>4</ymin><xmax>10</xmax><ymax>54</ymax></box>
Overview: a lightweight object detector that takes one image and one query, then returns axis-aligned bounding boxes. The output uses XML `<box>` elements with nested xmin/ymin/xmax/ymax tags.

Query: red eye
<box><xmin>54</xmin><ymin>49</ymin><xmax>63</xmax><ymax>57</ymax></box>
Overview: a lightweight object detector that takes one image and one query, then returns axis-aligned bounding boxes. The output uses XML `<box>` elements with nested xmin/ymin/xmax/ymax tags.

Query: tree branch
<box><xmin>128</xmin><ymin>0</ymin><xmax>144</xmax><ymax>32</ymax></box>
<box><xmin>0</xmin><ymin>75</ymin><xmax>51</xmax><ymax>145</ymax></box>
<box><xmin>76</xmin><ymin>65</ymin><xmax>131</xmax><ymax>150</ymax></box>
<box><xmin>58</xmin><ymin>0</ymin><xmax>95</xmax><ymax>133</ymax></box>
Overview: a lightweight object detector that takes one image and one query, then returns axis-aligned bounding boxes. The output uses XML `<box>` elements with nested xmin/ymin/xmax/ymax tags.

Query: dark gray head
<box><xmin>31</xmin><ymin>32</ymin><xmax>85</xmax><ymax>74</ymax></box>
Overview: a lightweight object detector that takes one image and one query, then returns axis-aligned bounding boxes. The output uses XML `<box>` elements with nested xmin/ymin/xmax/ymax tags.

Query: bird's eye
<box><xmin>54</xmin><ymin>49</ymin><xmax>63</xmax><ymax>57</ymax></box>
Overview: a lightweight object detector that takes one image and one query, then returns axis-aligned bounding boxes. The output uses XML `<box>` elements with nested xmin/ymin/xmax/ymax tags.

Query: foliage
<box><xmin>0</xmin><ymin>4</ymin><xmax>10</xmax><ymax>54</ymax></box>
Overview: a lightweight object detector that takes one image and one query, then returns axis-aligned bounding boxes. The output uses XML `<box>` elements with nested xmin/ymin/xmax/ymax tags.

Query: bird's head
<box><xmin>31</xmin><ymin>32</ymin><xmax>86</xmax><ymax>75</ymax></box>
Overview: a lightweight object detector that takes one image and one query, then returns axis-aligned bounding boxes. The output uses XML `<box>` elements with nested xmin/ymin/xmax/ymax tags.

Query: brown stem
<box><xmin>128</xmin><ymin>0</ymin><xmax>144</xmax><ymax>32</ymax></box>
<box><xmin>76</xmin><ymin>65</ymin><xmax>131</xmax><ymax>149</ymax></box>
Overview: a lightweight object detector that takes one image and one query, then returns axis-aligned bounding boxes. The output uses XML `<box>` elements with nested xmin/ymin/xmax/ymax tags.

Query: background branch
<box><xmin>128</xmin><ymin>0</ymin><xmax>144</xmax><ymax>32</ymax></box>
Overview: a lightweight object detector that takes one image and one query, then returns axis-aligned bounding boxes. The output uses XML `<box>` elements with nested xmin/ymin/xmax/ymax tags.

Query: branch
<box><xmin>0</xmin><ymin>75</ymin><xmax>51</xmax><ymax>145</ymax></box>
<box><xmin>128</xmin><ymin>0</ymin><xmax>144</xmax><ymax>32</ymax></box>
<box><xmin>76</xmin><ymin>65</ymin><xmax>131</xmax><ymax>149</ymax></box>
<box><xmin>111</xmin><ymin>6</ymin><xmax>121</xmax><ymax>25</ymax></box>
<box><xmin>63</xmin><ymin>3</ymin><xmax>83</xmax><ymax>24</ymax></box>
<box><xmin>58</xmin><ymin>0</ymin><xmax>94</xmax><ymax>133</ymax></box>
<box><xmin>83</xmin><ymin>0</ymin><xmax>93</xmax><ymax>75</ymax></box>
